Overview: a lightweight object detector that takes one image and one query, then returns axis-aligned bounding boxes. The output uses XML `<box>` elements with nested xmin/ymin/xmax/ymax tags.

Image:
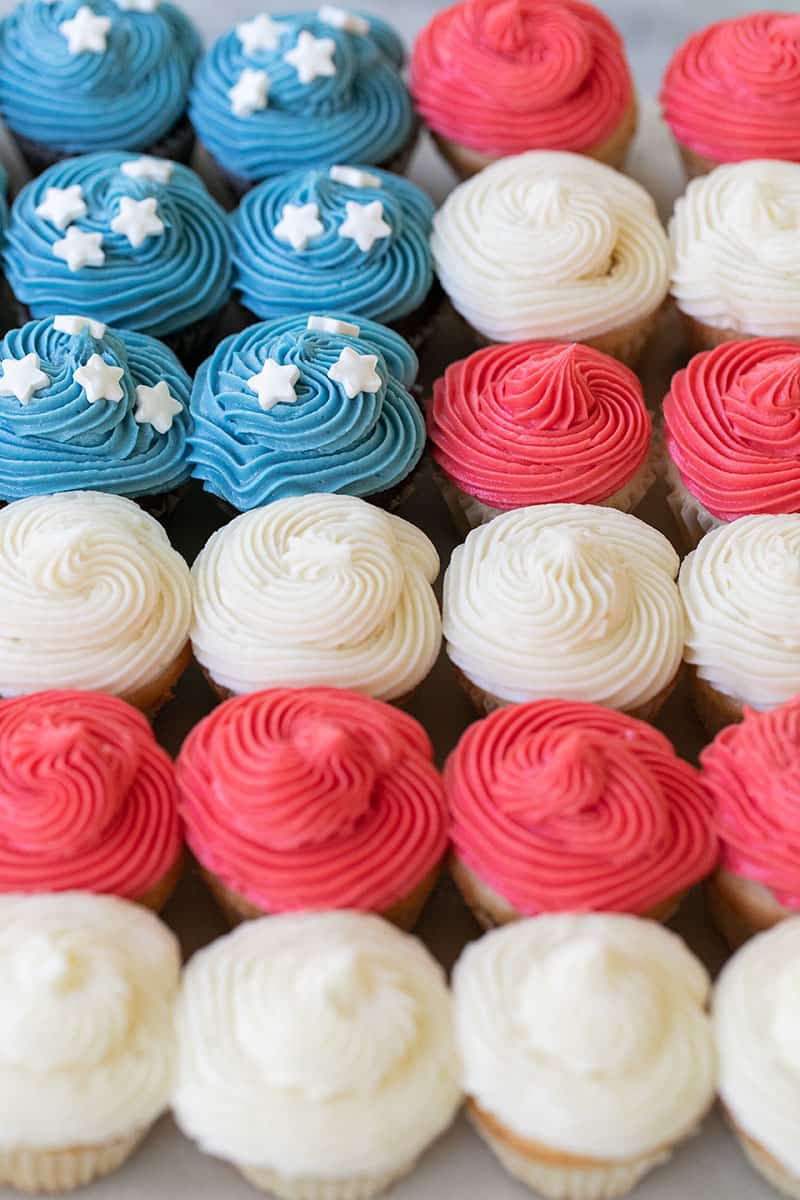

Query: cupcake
<box><xmin>670</xmin><ymin>160</ymin><xmax>800</xmax><ymax>353</ymax></box>
<box><xmin>663</xmin><ymin>339</ymin><xmax>800</xmax><ymax>550</ymax></box>
<box><xmin>189</xmin><ymin>10</ymin><xmax>415</xmax><ymax>194</ymax></box>
<box><xmin>0</xmin><ymin>690</ymin><xmax>182</xmax><ymax>910</ymax></box>
<box><xmin>431</xmin><ymin>151</ymin><xmax>670</xmax><ymax>366</ymax></box>
<box><xmin>679</xmin><ymin>514</ymin><xmax>800</xmax><ymax>733</ymax></box>
<box><xmin>4</xmin><ymin>152</ymin><xmax>233</xmax><ymax>369</ymax></box>
<box><xmin>453</xmin><ymin>913</ymin><xmax>716</xmax><ymax>1199</ymax></box>
<box><xmin>191</xmin><ymin>493</ymin><xmax>441</xmax><ymax>703</ymax></box>
<box><xmin>177</xmin><ymin>688</ymin><xmax>447</xmax><ymax>929</ymax></box>
<box><xmin>0</xmin><ymin>892</ymin><xmax>179</xmax><ymax>1192</ymax></box>
<box><xmin>701</xmin><ymin>699</ymin><xmax>800</xmax><ymax>948</ymax></box>
<box><xmin>411</xmin><ymin>0</ymin><xmax>637</xmax><ymax>179</ymax></box>
<box><xmin>189</xmin><ymin>314</ymin><xmax>424</xmax><ymax>512</ymax></box>
<box><xmin>428</xmin><ymin>340</ymin><xmax>654</xmax><ymax>533</ymax></box>
<box><xmin>172</xmin><ymin>911</ymin><xmax>462</xmax><ymax>1199</ymax></box>
<box><xmin>443</xmin><ymin>503</ymin><xmax>685</xmax><ymax>719</ymax></box>
<box><xmin>446</xmin><ymin>700</ymin><xmax>716</xmax><ymax>930</ymax></box>
<box><xmin>0</xmin><ymin>0</ymin><xmax>201</xmax><ymax>174</ymax></box>
<box><xmin>661</xmin><ymin>12</ymin><xmax>800</xmax><ymax>180</ymax></box>
<box><xmin>0</xmin><ymin>316</ymin><xmax>191</xmax><ymax>510</ymax></box>
<box><xmin>0</xmin><ymin>490</ymin><xmax>192</xmax><ymax>716</ymax></box>
<box><xmin>715</xmin><ymin>918</ymin><xmax>800</xmax><ymax>1197</ymax></box>
<box><xmin>230</xmin><ymin>166</ymin><xmax>437</xmax><ymax>342</ymax></box>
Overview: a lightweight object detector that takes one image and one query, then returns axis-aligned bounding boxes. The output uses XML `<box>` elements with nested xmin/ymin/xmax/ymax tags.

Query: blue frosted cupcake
<box><xmin>189</xmin><ymin>313</ymin><xmax>424</xmax><ymax>511</ymax></box>
<box><xmin>0</xmin><ymin>0</ymin><xmax>201</xmax><ymax>174</ymax></box>
<box><xmin>4</xmin><ymin>153</ymin><xmax>233</xmax><ymax>369</ymax></box>
<box><xmin>189</xmin><ymin>9</ymin><xmax>416</xmax><ymax>192</ymax></box>
<box><xmin>0</xmin><ymin>316</ymin><xmax>191</xmax><ymax>512</ymax></box>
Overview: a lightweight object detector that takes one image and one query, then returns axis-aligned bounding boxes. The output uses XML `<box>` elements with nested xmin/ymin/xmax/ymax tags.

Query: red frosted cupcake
<box><xmin>177</xmin><ymin>688</ymin><xmax>448</xmax><ymax>930</ymax></box>
<box><xmin>663</xmin><ymin>339</ymin><xmax>800</xmax><ymax>549</ymax></box>
<box><xmin>428</xmin><ymin>341</ymin><xmax>654</xmax><ymax>532</ymax></box>
<box><xmin>410</xmin><ymin>0</ymin><xmax>637</xmax><ymax>179</ymax></box>
<box><xmin>661</xmin><ymin>12</ymin><xmax>800</xmax><ymax>178</ymax></box>
<box><xmin>445</xmin><ymin>699</ymin><xmax>717</xmax><ymax>928</ymax></box>
<box><xmin>0</xmin><ymin>690</ymin><xmax>182</xmax><ymax>909</ymax></box>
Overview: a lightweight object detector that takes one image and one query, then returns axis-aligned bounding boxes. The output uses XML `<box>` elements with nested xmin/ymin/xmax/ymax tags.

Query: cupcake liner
<box><xmin>688</xmin><ymin>666</ymin><xmax>744</xmax><ymax>737</ymax></box>
<box><xmin>122</xmin><ymin>640</ymin><xmax>193</xmax><ymax>721</ymax></box>
<box><xmin>237</xmin><ymin>1162</ymin><xmax>414</xmax><ymax>1200</ymax></box>
<box><xmin>137</xmin><ymin>853</ymin><xmax>184</xmax><ymax>913</ymax></box>
<box><xmin>0</xmin><ymin>1130</ymin><xmax>146</xmax><ymax>1193</ymax></box>
<box><xmin>198</xmin><ymin>663</ymin><xmax>421</xmax><ymax>714</ymax></box>
<box><xmin>674</xmin><ymin>141</ymin><xmax>721</xmax><ymax>182</ymax></box>
<box><xmin>706</xmin><ymin>868</ymin><xmax>792</xmax><ymax>951</ymax></box>
<box><xmin>732</xmin><ymin>1123</ymin><xmax>800</xmax><ymax>1200</ymax></box>
<box><xmin>680</xmin><ymin>313</ymin><xmax>770</xmax><ymax>357</ymax></box>
<box><xmin>661</xmin><ymin>453</ymin><xmax>723</xmax><ymax>551</ymax></box>
<box><xmin>9</xmin><ymin>114</ymin><xmax>195</xmax><ymax>179</ymax></box>
<box><xmin>388</xmin><ymin>278</ymin><xmax>445</xmax><ymax>353</ymax></box>
<box><xmin>161</xmin><ymin>304</ymin><xmax>231</xmax><ymax>375</ymax></box>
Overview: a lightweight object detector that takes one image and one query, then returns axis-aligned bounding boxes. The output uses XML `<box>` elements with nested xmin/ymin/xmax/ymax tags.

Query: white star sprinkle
<box><xmin>59</xmin><ymin>5</ymin><xmax>111</xmax><ymax>54</ymax></box>
<box><xmin>229</xmin><ymin>67</ymin><xmax>270</xmax><ymax>117</ymax></box>
<box><xmin>53</xmin><ymin>227</ymin><xmax>105</xmax><ymax>272</ymax></box>
<box><xmin>73</xmin><ymin>354</ymin><xmax>124</xmax><ymax>404</ymax></box>
<box><xmin>247</xmin><ymin>358</ymin><xmax>301</xmax><ymax>412</ymax></box>
<box><xmin>120</xmin><ymin>156</ymin><xmax>173</xmax><ymax>184</ymax></box>
<box><xmin>236</xmin><ymin>13</ymin><xmax>280</xmax><ymax>54</ymax></box>
<box><xmin>110</xmin><ymin>196</ymin><xmax>164</xmax><ymax>248</ymax></box>
<box><xmin>35</xmin><ymin>185</ymin><xmax>87</xmax><ymax>231</ymax></box>
<box><xmin>0</xmin><ymin>354</ymin><xmax>49</xmax><ymax>406</ymax></box>
<box><xmin>307</xmin><ymin>315</ymin><xmax>360</xmax><ymax>336</ymax></box>
<box><xmin>134</xmin><ymin>380</ymin><xmax>183</xmax><ymax>433</ymax></box>
<box><xmin>274</xmin><ymin>202</ymin><xmax>324</xmax><ymax>251</ymax></box>
<box><xmin>116</xmin><ymin>0</ymin><xmax>159</xmax><ymax>9</ymax></box>
<box><xmin>329</xmin><ymin>165</ymin><xmax>382</xmax><ymax>189</ymax></box>
<box><xmin>338</xmin><ymin>199</ymin><xmax>391</xmax><ymax>252</ymax></box>
<box><xmin>327</xmin><ymin>346</ymin><xmax>381</xmax><ymax>398</ymax></box>
<box><xmin>318</xmin><ymin>5</ymin><xmax>369</xmax><ymax>34</ymax></box>
<box><xmin>54</xmin><ymin>315</ymin><xmax>107</xmax><ymax>337</ymax></box>
<box><xmin>284</xmin><ymin>31</ymin><xmax>336</xmax><ymax>84</ymax></box>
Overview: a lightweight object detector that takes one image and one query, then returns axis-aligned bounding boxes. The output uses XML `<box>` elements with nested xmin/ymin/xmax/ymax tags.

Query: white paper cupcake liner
<box><xmin>237</xmin><ymin>1161</ymin><xmax>414</xmax><ymax>1200</ymax></box>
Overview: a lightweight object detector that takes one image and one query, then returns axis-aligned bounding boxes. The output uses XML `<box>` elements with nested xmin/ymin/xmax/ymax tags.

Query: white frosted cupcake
<box><xmin>453</xmin><ymin>913</ymin><xmax>716</xmax><ymax>1199</ymax></box>
<box><xmin>0</xmin><ymin>892</ymin><xmax>179</xmax><ymax>1193</ymax></box>
<box><xmin>670</xmin><ymin>161</ymin><xmax>800</xmax><ymax>353</ymax></box>
<box><xmin>191</xmin><ymin>493</ymin><xmax>441</xmax><ymax>704</ymax></box>
<box><xmin>431</xmin><ymin>151</ymin><xmax>671</xmax><ymax>366</ymax></box>
<box><xmin>443</xmin><ymin>503</ymin><xmax>685</xmax><ymax>720</ymax></box>
<box><xmin>679</xmin><ymin>514</ymin><xmax>800</xmax><ymax>733</ymax></box>
<box><xmin>172</xmin><ymin>910</ymin><xmax>462</xmax><ymax>1199</ymax></box>
<box><xmin>715</xmin><ymin>918</ymin><xmax>800</xmax><ymax>1197</ymax></box>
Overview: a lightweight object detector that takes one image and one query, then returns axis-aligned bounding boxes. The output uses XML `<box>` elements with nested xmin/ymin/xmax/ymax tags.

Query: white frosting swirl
<box><xmin>680</xmin><ymin>514</ymin><xmax>800</xmax><ymax>709</ymax></box>
<box><xmin>0</xmin><ymin>491</ymin><xmax>192</xmax><ymax>700</ymax></box>
<box><xmin>430</xmin><ymin>151</ymin><xmax>671</xmax><ymax>343</ymax></box>
<box><xmin>191</xmin><ymin>494</ymin><xmax>441</xmax><ymax>700</ymax></box>
<box><xmin>454</xmin><ymin>913</ymin><xmax>715</xmax><ymax>1158</ymax></box>
<box><xmin>715</xmin><ymin>918</ymin><xmax>800</xmax><ymax>1176</ymax></box>
<box><xmin>172</xmin><ymin>911</ymin><xmax>461</xmax><ymax>1175</ymax></box>
<box><xmin>0</xmin><ymin>892</ymin><xmax>179</xmax><ymax>1148</ymax></box>
<box><xmin>443</xmin><ymin>503</ymin><xmax>684</xmax><ymax>709</ymax></box>
<box><xmin>670</xmin><ymin>161</ymin><xmax>800</xmax><ymax>337</ymax></box>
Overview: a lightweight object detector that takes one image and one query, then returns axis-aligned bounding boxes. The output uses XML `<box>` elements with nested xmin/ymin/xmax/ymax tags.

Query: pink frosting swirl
<box><xmin>410</xmin><ymin>0</ymin><xmax>633</xmax><ymax>156</ymax></box>
<box><xmin>176</xmin><ymin>688</ymin><xmax>448</xmax><ymax>913</ymax></box>
<box><xmin>661</xmin><ymin>12</ymin><xmax>800</xmax><ymax>162</ymax></box>
<box><xmin>446</xmin><ymin>699</ymin><xmax>716</xmax><ymax>914</ymax></box>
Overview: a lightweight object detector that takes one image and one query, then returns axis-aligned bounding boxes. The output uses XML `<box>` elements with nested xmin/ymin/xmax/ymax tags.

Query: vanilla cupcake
<box><xmin>680</xmin><ymin>514</ymin><xmax>800</xmax><ymax>733</ymax></box>
<box><xmin>431</xmin><ymin>151</ymin><xmax>671</xmax><ymax>366</ymax></box>
<box><xmin>670</xmin><ymin>161</ymin><xmax>800</xmax><ymax>353</ymax></box>
<box><xmin>443</xmin><ymin>503</ymin><xmax>685</xmax><ymax>719</ymax></box>
<box><xmin>714</xmin><ymin>918</ymin><xmax>800</xmax><ymax>1197</ymax></box>
<box><xmin>191</xmin><ymin>493</ymin><xmax>441</xmax><ymax>704</ymax></box>
<box><xmin>0</xmin><ymin>892</ymin><xmax>179</xmax><ymax>1192</ymax></box>
<box><xmin>454</xmin><ymin>913</ymin><xmax>716</xmax><ymax>1198</ymax></box>
<box><xmin>172</xmin><ymin>911</ymin><xmax>462</xmax><ymax>1198</ymax></box>
<box><xmin>0</xmin><ymin>491</ymin><xmax>192</xmax><ymax>716</ymax></box>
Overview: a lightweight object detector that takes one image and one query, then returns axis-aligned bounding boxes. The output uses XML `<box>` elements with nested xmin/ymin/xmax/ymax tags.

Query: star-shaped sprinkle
<box><xmin>318</xmin><ymin>5</ymin><xmax>369</xmax><ymax>34</ymax></box>
<box><xmin>329</xmin><ymin>165</ymin><xmax>382</xmax><ymax>189</ymax></box>
<box><xmin>53</xmin><ymin>227</ymin><xmax>105</xmax><ymax>272</ymax></box>
<box><xmin>73</xmin><ymin>354</ymin><xmax>124</xmax><ymax>404</ymax></box>
<box><xmin>246</xmin><ymin>358</ymin><xmax>301</xmax><ymax>412</ymax></box>
<box><xmin>0</xmin><ymin>354</ymin><xmax>49</xmax><ymax>406</ymax></box>
<box><xmin>134</xmin><ymin>380</ymin><xmax>183</xmax><ymax>433</ymax></box>
<box><xmin>121</xmin><ymin>156</ymin><xmax>173</xmax><ymax>184</ymax></box>
<box><xmin>327</xmin><ymin>346</ymin><xmax>381</xmax><ymax>398</ymax></box>
<box><xmin>116</xmin><ymin>0</ymin><xmax>159</xmax><ymax>9</ymax></box>
<box><xmin>236</xmin><ymin>13</ymin><xmax>280</xmax><ymax>54</ymax></box>
<box><xmin>307</xmin><ymin>315</ymin><xmax>360</xmax><ymax>336</ymax></box>
<box><xmin>274</xmin><ymin>202</ymin><xmax>324</xmax><ymax>252</ymax></box>
<box><xmin>338</xmin><ymin>200</ymin><xmax>391</xmax><ymax>252</ymax></box>
<box><xmin>110</xmin><ymin>196</ymin><xmax>164</xmax><ymax>248</ymax></box>
<box><xmin>35</xmin><ymin>184</ymin><xmax>87</xmax><ymax>231</ymax></box>
<box><xmin>229</xmin><ymin>68</ymin><xmax>270</xmax><ymax>117</ymax></box>
<box><xmin>54</xmin><ymin>314</ymin><xmax>107</xmax><ymax>337</ymax></box>
<box><xmin>59</xmin><ymin>5</ymin><xmax>111</xmax><ymax>54</ymax></box>
<box><xmin>284</xmin><ymin>31</ymin><xmax>336</xmax><ymax>84</ymax></box>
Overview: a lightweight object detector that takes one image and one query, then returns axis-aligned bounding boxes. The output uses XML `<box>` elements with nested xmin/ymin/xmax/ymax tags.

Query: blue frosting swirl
<box><xmin>0</xmin><ymin>317</ymin><xmax>192</xmax><ymax>500</ymax></box>
<box><xmin>231</xmin><ymin>166</ymin><xmax>434</xmax><ymax>324</ymax></box>
<box><xmin>0</xmin><ymin>0</ymin><xmax>200</xmax><ymax>154</ymax></box>
<box><xmin>189</xmin><ymin>312</ymin><xmax>423</xmax><ymax>509</ymax></box>
<box><xmin>190</xmin><ymin>11</ymin><xmax>414</xmax><ymax>182</ymax></box>
<box><xmin>4</xmin><ymin>152</ymin><xmax>233</xmax><ymax>337</ymax></box>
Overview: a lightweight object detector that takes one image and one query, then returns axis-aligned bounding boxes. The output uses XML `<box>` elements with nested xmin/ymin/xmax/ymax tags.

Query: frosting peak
<box><xmin>499</xmin><ymin>343</ymin><xmax>593</xmax><ymax>426</ymax></box>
